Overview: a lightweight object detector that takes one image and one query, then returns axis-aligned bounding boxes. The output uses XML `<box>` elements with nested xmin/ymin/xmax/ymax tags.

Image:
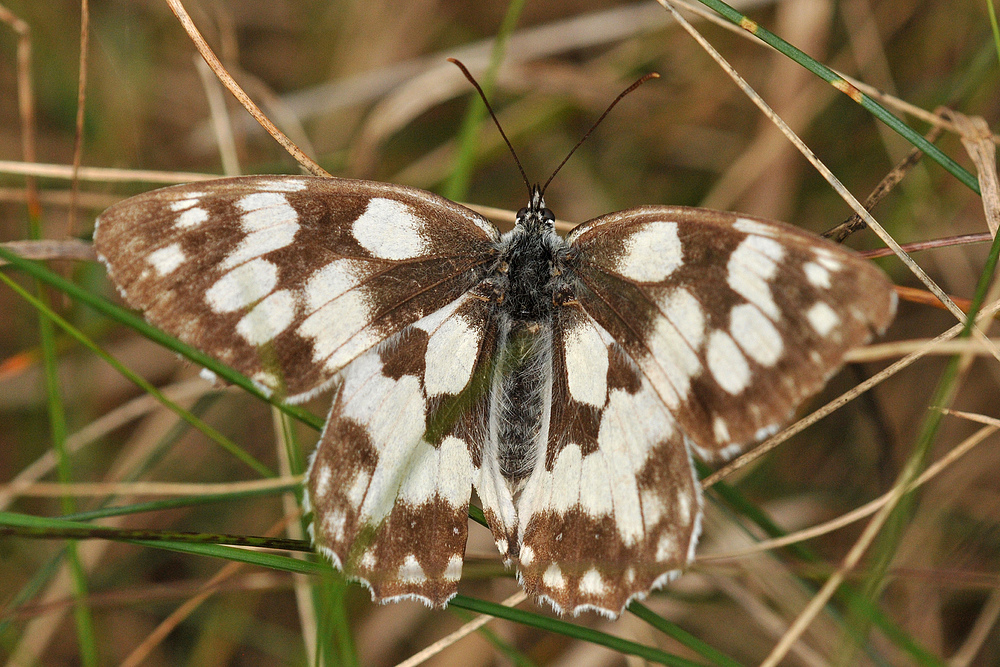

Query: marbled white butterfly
<box><xmin>93</xmin><ymin>76</ymin><xmax>896</xmax><ymax>618</ymax></box>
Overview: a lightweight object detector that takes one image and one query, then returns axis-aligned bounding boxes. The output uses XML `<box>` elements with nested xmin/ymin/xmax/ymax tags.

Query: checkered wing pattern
<box><xmin>566</xmin><ymin>206</ymin><xmax>896</xmax><ymax>460</ymax></box>
<box><xmin>94</xmin><ymin>175</ymin><xmax>499</xmax><ymax>402</ymax></box>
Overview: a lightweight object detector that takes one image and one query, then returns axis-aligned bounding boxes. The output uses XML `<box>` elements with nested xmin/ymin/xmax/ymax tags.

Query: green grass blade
<box><xmin>0</xmin><ymin>245</ymin><xmax>323</xmax><ymax>432</ymax></box>
<box><xmin>60</xmin><ymin>485</ymin><xmax>299</xmax><ymax>523</ymax></box>
<box><xmin>0</xmin><ymin>259</ymin><xmax>276</xmax><ymax>477</ymax></box>
<box><xmin>987</xmin><ymin>0</ymin><xmax>1000</xmax><ymax>64</ymax></box>
<box><xmin>26</xmin><ymin>201</ymin><xmax>98</xmax><ymax>666</ymax></box>
<box><xmin>629</xmin><ymin>602</ymin><xmax>742</xmax><ymax>667</ymax></box>
<box><xmin>448</xmin><ymin>595</ymin><xmax>710</xmax><ymax>666</ymax></box>
<box><xmin>443</xmin><ymin>0</ymin><xmax>527</xmax><ymax>202</ymax></box>
<box><xmin>693</xmin><ymin>0</ymin><xmax>979</xmax><ymax>194</ymax></box>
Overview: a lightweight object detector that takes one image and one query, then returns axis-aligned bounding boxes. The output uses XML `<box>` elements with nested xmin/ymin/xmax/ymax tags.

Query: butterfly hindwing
<box><xmin>305</xmin><ymin>292</ymin><xmax>499</xmax><ymax>605</ymax></box>
<box><xmin>94</xmin><ymin>175</ymin><xmax>499</xmax><ymax>402</ymax></box>
<box><xmin>512</xmin><ymin>307</ymin><xmax>702</xmax><ymax>615</ymax></box>
<box><xmin>566</xmin><ymin>206</ymin><xmax>896</xmax><ymax>459</ymax></box>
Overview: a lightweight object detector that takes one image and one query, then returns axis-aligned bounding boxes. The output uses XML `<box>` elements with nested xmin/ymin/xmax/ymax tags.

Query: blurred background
<box><xmin>0</xmin><ymin>0</ymin><xmax>998</xmax><ymax>664</ymax></box>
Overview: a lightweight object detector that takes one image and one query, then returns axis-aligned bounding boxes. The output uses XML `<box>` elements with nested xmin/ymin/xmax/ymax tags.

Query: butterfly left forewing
<box><xmin>95</xmin><ymin>175</ymin><xmax>499</xmax><ymax>402</ymax></box>
<box><xmin>565</xmin><ymin>206</ymin><xmax>896</xmax><ymax>459</ymax></box>
<box><xmin>513</xmin><ymin>307</ymin><xmax>701</xmax><ymax>616</ymax></box>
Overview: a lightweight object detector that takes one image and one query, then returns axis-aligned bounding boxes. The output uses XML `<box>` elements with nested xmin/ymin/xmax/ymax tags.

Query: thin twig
<box><xmin>0</xmin><ymin>4</ymin><xmax>39</xmax><ymax>219</ymax></box>
<box><xmin>67</xmin><ymin>0</ymin><xmax>89</xmax><ymax>236</ymax></box>
<box><xmin>702</xmin><ymin>297</ymin><xmax>1000</xmax><ymax>488</ymax></box>
<box><xmin>824</xmin><ymin>124</ymin><xmax>945</xmax><ymax>242</ymax></box>
<box><xmin>162</xmin><ymin>0</ymin><xmax>330</xmax><ymax>177</ymax></box>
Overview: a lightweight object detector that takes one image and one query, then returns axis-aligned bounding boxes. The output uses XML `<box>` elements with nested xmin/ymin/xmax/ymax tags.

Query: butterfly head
<box><xmin>515</xmin><ymin>185</ymin><xmax>556</xmax><ymax>234</ymax></box>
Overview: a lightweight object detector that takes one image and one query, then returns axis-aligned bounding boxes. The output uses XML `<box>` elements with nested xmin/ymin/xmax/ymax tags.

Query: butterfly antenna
<box><xmin>448</xmin><ymin>58</ymin><xmax>532</xmax><ymax>195</ymax></box>
<box><xmin>541</xmin><ymin>72</ymin><xmax>660</xmax><ymax>195</ymax></box>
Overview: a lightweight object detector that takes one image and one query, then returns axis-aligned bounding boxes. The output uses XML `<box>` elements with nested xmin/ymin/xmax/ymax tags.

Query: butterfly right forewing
<box><xmin>566</xmin><ymin>206</ymin><xmax>897</xmax><ymax>459</ymax></box>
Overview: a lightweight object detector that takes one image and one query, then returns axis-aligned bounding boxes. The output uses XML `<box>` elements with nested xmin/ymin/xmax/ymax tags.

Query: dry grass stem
<box><xmin>701</xmin><ymin>423</ymin><xmax>999</xmax><ymax>561</ymax></box>
<box><xmin>703</xmin><ymin>298</ymin><xmax>1000</xmax><ymax>488</ymax></box>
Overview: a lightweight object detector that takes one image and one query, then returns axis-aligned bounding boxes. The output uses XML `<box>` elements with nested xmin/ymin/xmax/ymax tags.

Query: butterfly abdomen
<box><xmin>493</xmin><ymin>318</ymin><xmax>553</xmax><ymax>485</ymax></box>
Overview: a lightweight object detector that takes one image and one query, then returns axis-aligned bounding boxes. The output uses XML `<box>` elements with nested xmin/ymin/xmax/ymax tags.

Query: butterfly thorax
<box><xmin>494</xmin><ymin>186</ymin><xmax>568</xmax><ymax>321</ymax></box>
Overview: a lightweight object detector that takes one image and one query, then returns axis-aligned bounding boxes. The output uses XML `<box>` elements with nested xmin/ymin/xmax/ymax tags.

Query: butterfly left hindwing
<box><xmin>305</xmin><ymin>291</ymin><xmax>499</xmax><ymax>605</ymax></box>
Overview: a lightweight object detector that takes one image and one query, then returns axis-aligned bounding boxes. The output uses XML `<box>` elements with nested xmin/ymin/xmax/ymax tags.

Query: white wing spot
<box><xmin>360</xmin><ymin>549</ymin><xmax>377</xmax><ymax>571</ymax></box>
<box><xmin>677</xmin><ymin>489</ymin><xmax>692</xmax><ymax>525</ymax></box>
<box><xmin>324</xmin><ymin>509</ymin><xmax>346</xmax><ymax>543</ymax></box>
<box><xmin>727</xmin><ymin>236</ymin><xmax>783</xmax><ymax>319</ymax></box>
<box><xmin>713</xmin><ymin>417</ymin><xmax>731</xmax><ymax>443</ymax></box>
<box><xmin>259</xmin><ymin>178</ymin><xmax>308</xmax><ymax>192</ymax></box>
<box><xmin>733</xmin><ymin>217</ymin><xmax>777</xmax><ymax>237</ymax></box>
<box><xmin>706</xmin><ymin>330</ymin><xmax>751</xmax><ymax>394</ymax></box>
<box><xmin>656</xmin><ymin>532</ymin><xmax>678</xmax><ymax>562</ymax></box>
<box><xmin>542</xmin><ymin>563</ymin><xmax>566</xmax><ymax>590</ymax></box>
<box><xmin>346</xmin><ymin>469</ymin><xmax>371</xmax><ymax>508</ymax></box>
<box><xmin>314</xmin><ymin>464</ymin><xmax>333</xmax><ymax>499</ymax></box>
<box><xmin>398</xmin><ymin>555</ymin><xmax>427</xmax><ymax>584</ymax></box>
<box><xmin>579</xmin><ymin>569</ymin><xmax>607</xmax><ymax>595</ymax></box>
<box><xmin>578</xmin><ymin>451</ymin><xmax>613</xmax><ymax>518</ymax></box>
<box><xmin>147</xmin><ymin>243</ymin><xmax>185</xmax><ymax>276</ymax></box>
<box><xmin>613</xmin><ymin>221</ymin><xmax>682</xmax><ymax>282</ymax></box>
<box><xmin>169</xmin><ymin>194</ymin><xmax>205</xmax><ymax>211</ymax></box>
<box><xmin>803</xmin><ymin>261</ymin><xmax>832</xmax><ymax>288</ymax></box>
<box><xmin>251</xmin><ymin>371</ymin><xmax>279</xmax><ymax>394</ymax></box>
<box><xmin>444</xmin><ymin>555</ymin><xmax>463</xmax><ymax>582</ymax></box>
<box><xmin>646</xmin><ymin>307</ymin><xmax>701</xmax><ymax>408</ymax></box>
<box><xmin>206</xmin><ymin>258</ymin><xmax>278</xmax><ymax>313</ymax></box>
<box><xmin>661</xmin><ymin>288</ymin><xmax>706</xmax><ymax>350</ymax></box>
<box><xmin>729</xmin><ymin>303</ymin><xmax>783</xmax><ymax>367</ymax></box>
<box><xmin>352</xmin><ymin>198</ymin><xmax>429</xmax><ymax>260</ymax></box>
<box><xmin>236</xmin><ymin>289</ymin><xmax>296</xmax><ymax>345</ymax></box>
<box><xmin>299</xmin><ymin>290</ymin><xmax>374</xmax><ymax>366</ymax></box>
<box><xmin>303</xmin><ymin>259</ymin><xmax>372</xmax><ymax>312</ymax></box>
<box><xmin>814</xmin><ymin>249</ymin><xmax>843</xmax><ymax>272</ymax></box>
<box><xmin>174</xmin><ymin>206</ymin><xmax>209</xmax><ymax>229</ymax></box>
<box><xmin>221</xmin><ymin>193</ymin><xmax>299</xmax><ymax>269</ymax></box>
<box><xmin>641</xmin><ymin>489</ymin><xmax>666</xmax><ymax>531</ymax></box>
<box><xmin>564</xmin><ymin>321</ymin><xmax>609</xmax><ymax>407</ymax></box>
<box><xmin>520</xmin><ymin>545</ymin><xmax>535</xmax><ymax>566</ymax></box>
<box><xmin>550</xmin><ymin>444</ymin><xmax>583</xmax><ymax>512</ymax></box>
<box><xmin>807</xmin><ymin>301</ymin><xmax>840</xmax><ymax>336</ymax></box>
<box><xmin>424</xmin><ymin>312</ymin><xmax>481</xmax><ymax>397</ymax></box>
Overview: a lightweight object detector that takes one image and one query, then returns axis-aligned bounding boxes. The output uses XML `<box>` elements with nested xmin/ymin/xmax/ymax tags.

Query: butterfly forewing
<box><xmin>94</xmin><ymin>175</ymin><xmax>499</xmax><ymax>401</ymax></box>
<box><xmin>566</xmin><ymin>206</ymin><xmax>896</xmax><ymax>459</ymax></box>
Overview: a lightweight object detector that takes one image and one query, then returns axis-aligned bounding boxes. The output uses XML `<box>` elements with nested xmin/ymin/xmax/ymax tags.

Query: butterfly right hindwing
<box><xmin>513</xmin><ymin>305</ymin><xmax>702</xmax><ymax>615</ymax></box>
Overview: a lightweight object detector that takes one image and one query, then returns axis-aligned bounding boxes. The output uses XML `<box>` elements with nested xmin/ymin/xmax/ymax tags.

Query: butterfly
<box><xmin>93</xmin><ymin>167</ymin><xmax>895</xmax><ymax>616</ymax></box>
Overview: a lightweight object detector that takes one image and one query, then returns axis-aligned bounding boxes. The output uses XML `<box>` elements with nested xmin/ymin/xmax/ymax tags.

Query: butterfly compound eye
<box><xmin>516</xmin><ymin>207</ymin><xmax>529</xmax><ymax>219</ymax></box>
<box><xmin>541</xmin><ymin>208</ymin><xmax>555</xmax><ymax>223</ymax></box>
